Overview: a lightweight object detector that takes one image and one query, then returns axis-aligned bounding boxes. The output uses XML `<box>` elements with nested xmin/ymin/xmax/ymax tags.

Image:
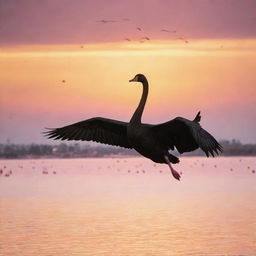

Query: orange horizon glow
<box><xmin>1</xmin><ymin>38</ymin><xmax>256</xmax><ymax>56</ymax></box>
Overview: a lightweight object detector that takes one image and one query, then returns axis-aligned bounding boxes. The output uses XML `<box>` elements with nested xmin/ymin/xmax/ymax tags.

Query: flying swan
<box><xmin>45</xmin><ymin>74</ymin><xmax>222</xmax><ymax>180</ymax></box>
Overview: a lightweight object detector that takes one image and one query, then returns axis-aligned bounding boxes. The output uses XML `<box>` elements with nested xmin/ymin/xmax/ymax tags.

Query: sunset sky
<box><xmin>0</xmin><ymin>0</ymin><xmax>256</xmax><ymax>144</ymax></box>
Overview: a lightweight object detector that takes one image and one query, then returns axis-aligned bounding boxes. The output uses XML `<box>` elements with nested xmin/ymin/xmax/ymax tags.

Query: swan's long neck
<box><xmin>130</xmin><ymin>78</ymin><xmax>149</xmax><ymax>124</ymax></box>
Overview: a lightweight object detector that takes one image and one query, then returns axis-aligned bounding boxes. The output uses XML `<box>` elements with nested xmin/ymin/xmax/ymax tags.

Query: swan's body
<box><xmin>45</xmin><ymin>74</ymin><xmax>222</xmax><ymax>180</ymax></box>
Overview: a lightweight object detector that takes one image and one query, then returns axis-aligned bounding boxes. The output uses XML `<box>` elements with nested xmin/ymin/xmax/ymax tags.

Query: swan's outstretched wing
<box><xmin>152</xmin><ymin>116</ymin><xmax>222</xmax><ymax>157</ymax></box>
<box><xmin>44</xmin><ymin>117</ymin><xmax>132</xmax><ymax>149</ymax></box>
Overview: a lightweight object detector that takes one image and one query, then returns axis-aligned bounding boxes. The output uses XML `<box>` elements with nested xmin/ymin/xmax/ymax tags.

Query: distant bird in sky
<box><xmin>124</xmin><ymin>38</ymin><xmax>131</xmax><ymax>41</ymax></box>
<box><xmin>61</xmin><ymin>80</ymin><xmax>66</xmax><ymax>83</ymax></box>
<box><xmin>161</xmin><ymin>29</ymin><xmax>177</xmax><ymax>33</ymax></box>
<box><xmin>141</xmin><ymin>37</ymin><xmax>150</xmax><ymax>41</ymax></box>
<box><xmin>45</xmin><ymin>74</ymin><xmax>222</xmax><ymax>181</ymax></box>
<box><xmin>97</xmin><ymin>19</ymin><xmax>116</xmax><ymax>23</ymax></box>
<box><xmin>178</xmin><ymin>37</ymin><xmax>189</xmax><ymax>43</ymax></box>
<box><xmin>137</xmin><ymin>27</ymin><xmax>142</xmax><ymax>31</ymax></box>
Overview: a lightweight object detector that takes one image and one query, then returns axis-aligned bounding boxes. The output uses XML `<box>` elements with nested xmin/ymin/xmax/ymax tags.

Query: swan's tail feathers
<box><xmin>193</xmin><ymin>111</ymin><xmax>201</xmax><ymax>123</ymax></box>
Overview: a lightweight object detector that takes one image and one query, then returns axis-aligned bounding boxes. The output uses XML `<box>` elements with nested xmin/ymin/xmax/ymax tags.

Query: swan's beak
<box><xmin>129</xmin><ymin>76</ymin><xmax>138</xmax><ymax>82</ymax></box>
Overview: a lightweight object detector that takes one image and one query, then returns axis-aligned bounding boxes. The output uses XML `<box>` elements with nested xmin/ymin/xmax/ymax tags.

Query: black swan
<box><xmin>45</xmin><ymin>74</ymin><xmax>222</xmax><ymax>180</ymax></box>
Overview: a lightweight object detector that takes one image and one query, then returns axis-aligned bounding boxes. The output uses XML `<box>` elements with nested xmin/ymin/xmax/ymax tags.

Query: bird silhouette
<box><xmin>161</xmin><ymin>29</ymin><xmax>176</xmax><ymax>33</ymax></box>
<box><xmin>97</xmin><ymin>20</ymin><xmax>116</xmax><ymax>24</ymax></box>
<box><xmin>178</xmin><ymin>37</ymin><xmax>189</xmax><ymax>43</ymax></box>
<box><xmin>45</xmin><ymin>74</ymin><xmax>222</xmax><ymax>180</ymax></box>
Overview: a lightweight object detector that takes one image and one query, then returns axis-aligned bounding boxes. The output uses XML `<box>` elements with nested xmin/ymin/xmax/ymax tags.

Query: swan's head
<box><xmin>129</xmin><ymin>74</ymin><xmax>146</xmax><ymax>83</ymax></box>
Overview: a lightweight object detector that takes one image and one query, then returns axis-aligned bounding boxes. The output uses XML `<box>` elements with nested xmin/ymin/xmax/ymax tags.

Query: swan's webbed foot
<box><xmin>171</xmin><ymin>168</ymin><xmax>181</xmax><ymax>180</ymax></box>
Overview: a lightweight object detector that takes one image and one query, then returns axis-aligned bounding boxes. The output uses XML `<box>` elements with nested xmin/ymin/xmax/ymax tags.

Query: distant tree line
<box><xmin>0</xmin><ymin>139</ymin><xmax>256</xmax><ymax>159</ymax></box>
<box><xmin>183</xmin><ymin>139</ymin><xmax>256</xmax><ymax>156</ymax></box>
<box><xmin>0</xmin><ymin>143</ymin><xmax>138</xmax><ymax>159</ymax></box>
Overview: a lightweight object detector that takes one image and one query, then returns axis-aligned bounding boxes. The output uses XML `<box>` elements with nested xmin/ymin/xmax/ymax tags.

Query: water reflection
<box><xmin>0</xmin><ymin>157</ymin><xmax>255</xmax><ymax>256</ymax></box>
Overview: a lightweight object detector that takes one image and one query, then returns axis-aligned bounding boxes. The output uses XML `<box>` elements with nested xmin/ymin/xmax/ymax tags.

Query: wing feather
<box><xmin>44</xmin><ymin>117</ymin><xmax>132</xmax><ymax>149</ymax></box>
<box><xmin>152</xmin><ymin>116</ymin><xmax>222</xmax><ymax>157</ymax></box>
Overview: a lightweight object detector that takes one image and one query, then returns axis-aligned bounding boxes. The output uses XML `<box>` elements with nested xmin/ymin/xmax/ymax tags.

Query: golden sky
<box><xmin>1</xmin><ymin>39</ymin><xmax>256</xmax><ymax>143</ymax></box>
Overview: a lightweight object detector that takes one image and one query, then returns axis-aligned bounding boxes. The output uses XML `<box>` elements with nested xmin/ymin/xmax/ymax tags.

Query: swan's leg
<box><xmin>164</xmin><ymin>155</ymin><xmax>181</xmax><ymax>181</ymax></box>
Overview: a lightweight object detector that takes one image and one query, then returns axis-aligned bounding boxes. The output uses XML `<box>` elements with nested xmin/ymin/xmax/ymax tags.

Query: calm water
<box><xmin>0</xmin><ymin>157</ymin><xmax>255</xmax><ymax>256</ymax></box>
